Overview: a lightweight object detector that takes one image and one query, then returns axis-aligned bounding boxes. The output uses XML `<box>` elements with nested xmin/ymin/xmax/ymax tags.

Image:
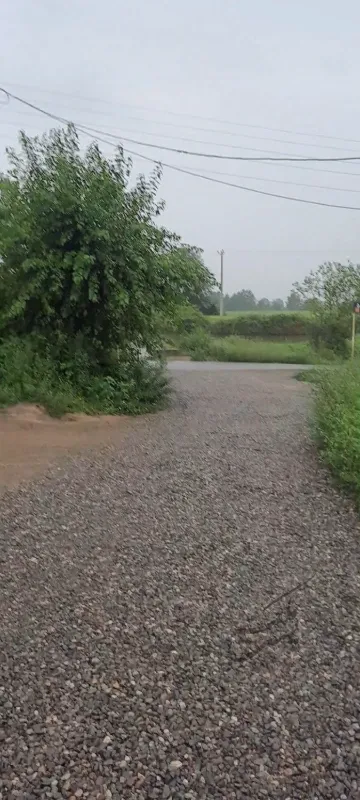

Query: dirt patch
<box><xmin>0</xmin><ymin>403</ymin><xmax>131</xmax><ymax>490</ymax></box>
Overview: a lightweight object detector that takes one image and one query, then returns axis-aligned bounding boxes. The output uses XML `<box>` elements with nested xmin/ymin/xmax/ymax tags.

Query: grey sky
<box><xmin>2</xmin><ymin>0</ymin><xmax>360</xmax><ymax>298</ymax></box>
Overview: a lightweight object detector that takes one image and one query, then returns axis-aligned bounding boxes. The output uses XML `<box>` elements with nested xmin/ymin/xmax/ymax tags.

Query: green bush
<box><xmin>180</xmin><ymin>328</ymin><xmax>212</xmax><ymax>360</ymax></box>
<box><xmin>0</xmin><ymin>127</ymin><xmax>214</xmax><ymax>415</ymax></box>
<box><xmin>207</xmin><ymin>312</ymin><xmax>310</xmax><ymax>339</ymax></box>
<box><xmin>168</xmin><ymin>304</ymin><xmax>209</xmax><ymax>335</ymax></box>
<box><xmin>308</xmin><ymin>312</ymin><xmax>351</xmax><ymax>358</ymax></box>
<box><xmin>0</xmin><ymin>336</ymin><xmax>169</xmax><ymax>416</ymax></box>
<box><xmin>313</xmin><ymin>362</ymin><xmax>360</xmax><ymax>499</ymax></box>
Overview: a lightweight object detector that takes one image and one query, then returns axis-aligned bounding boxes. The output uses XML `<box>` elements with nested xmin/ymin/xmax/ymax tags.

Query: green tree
<box><xmin>257</xmin><ymin>297</ymin><xmax>271</xmax><ymax>310</ymax></box>
<box><xmin>0</xmin><ymin>127</ymin><xmax>214</xmax><ymax>355</ymax></box>
<box><xmin>165</xmin><ymin>244</ymin><xmax>217</xmax><ymax>314</ymax></box>
<box><xmin>0</xmin><ymin>126</ymin><xmax>214</xmax><ymax>411</ymax></box>
<box><xmin>270</xmin><ymin>298</ymin><xmax>285</xmax><ymax>311</ymax></box>
<box><xmin>295</xmin><ymin>261</ymin><xmax>360</xmax><ymax>310</ymax></box>
<box><xmin>225</xmin><ymin>289</ymin><xmax>257</xmax><ymax>312</ymax></box>
<box><xmin>286</xmin><ymin>290</ymin><xmax>303</xmax><ymax>311</ymax></box>
<box><xmin>295</xmin><ymin>261</ymin><xmax>360</xmax><ymax>356</ymax></box>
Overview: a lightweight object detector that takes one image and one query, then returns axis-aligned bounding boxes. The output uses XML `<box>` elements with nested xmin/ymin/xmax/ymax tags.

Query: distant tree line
<box><xmin>196</xmin><ymin>289</ymin><xmax>306</xmax><ymax>314</ymax></box>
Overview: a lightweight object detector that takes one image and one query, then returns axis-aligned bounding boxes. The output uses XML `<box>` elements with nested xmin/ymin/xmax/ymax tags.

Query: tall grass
<box><xmin>313</xmin><ymin>362</ymin><xmax>360</xmax><ymax>500</ymax></box>
<box><xmin>181</xmin><ymin>331</ymin><xmax>318</xmax><ymax>364</ymax></box>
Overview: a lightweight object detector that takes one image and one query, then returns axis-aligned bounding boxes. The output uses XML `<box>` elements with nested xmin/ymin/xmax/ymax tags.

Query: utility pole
<box><xmin>218</xmin><ymin>249</ymin><xmax>225</xmax><ymax>316</ymax></box>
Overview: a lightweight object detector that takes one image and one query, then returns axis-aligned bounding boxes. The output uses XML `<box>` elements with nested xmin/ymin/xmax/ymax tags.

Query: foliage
<box><xmin>307</xmin><ymin>313</ymin><xmax>351</xmax><ymax>358</ymax></box>
<box><xmin>0</xmin><ymin>335</ymin><xmax>170</xmax><ymax>416</ymax></box>
<box><xmin>295</xmin><ymin>261</ymin><xmax>360</xmax><ymax>309</ymax></box>
<box><xmin>295</xmin><ymin>262</ymin><xmax>357</xmax><ymax>356</ymax></box>
<box><xmin>171</xmin><ymin>304</ymin><xmax>209</xmax><ymax>334</ymax></box>
<box><xmin>286</xmin><ymin>290</ymin><xmax>304</xmax><ymax>311</ymax></box>
<box><xmin>222</xmin><ymin>291</ymin><xmax>302</xmax><ymax>313</ymax></box>
<box><xmin>0</xmin><ymin>126</ymin><xmax>213</xmax><ymax>413</ymax></box>
<box><xmin>206</xmin><ymin>311</ymin><xmax>310</xmax><ymax>339</ymax></box>
<box><xmin>181</xmin><ymin>333</ymin><xmax>317</xmax><ymax>364</ymax></box>
<box><xmin>159</xmin><ymin>244</ymin><xmax>216</xmax><ymax>315</ymax></box>
<box><xmin>313</xmin><ymin>362</ymin><xmax>360</xmax><ymax>501</ymax></box>
<box><xmin>224</xmin><ymin>289</ymin><xmax>257</xmax><ymax>312</ymax></box>
<box><xmin>0</xmin><ymin>336</ymin><xmax>169</xmax><ymax>416</ymax></box>
<box><xmin>271</xmin><ymin>298</ymin><xmax>285</xmax><ymax>311</ymax></box>
<box><xmin>180</xmin><ymin>329</ymin><xmax>212</xmax><ymax>360</ymax></box>
<box><xmin>257</xmin><ymin>297</ymin><xmax>271</xmax><ymax>310</ymax></box>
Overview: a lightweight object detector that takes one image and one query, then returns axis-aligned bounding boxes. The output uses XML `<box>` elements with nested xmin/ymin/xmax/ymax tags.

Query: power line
<box><xmin>159</xmin><ymin>164</ymin><xmax>360</xmax><ymax>195</ymax></box>
<box><xmin>83</xmin><ymin>127</ymin><xmax>360</xmax><ymax>210</ymax></box>
<box><xmin>116</xmin><ymin>147</ymin><xmax>360</xmax><ymax>211</ymax></box>
<box><xmin>4</xmin><ymin>118</ymin><xmax>360</xmax><ymax>180</ymax></box>
<box><xmin>6</xmin><ymin>114</ymin><xmax>360</xmax><ymax>180</ymax></box>
<box><xmin>5</xmin><ymin>113</ymin><xmax>360</xmax><ymax>164</ymax></box>
<box><xmin>4</xmin><ymin>80</ymin><xmax>360</xmax><ymax>146</ymax></box>
<box><xmin>2</xmin><ymin>88</ymin><xmax>360</xmax><ymax>210</ymax></box>
<box><xmin>4</xmin><ymin>105</ymin><xmax>360</xmax><ymax>154</ymax></box>
<box><xmin>2</xmin><ymin>87</ymin><xmax>360</xmax><ymax>164</ymax></box>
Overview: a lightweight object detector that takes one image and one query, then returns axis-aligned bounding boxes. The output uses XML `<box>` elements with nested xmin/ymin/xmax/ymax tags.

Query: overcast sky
<box><xmin>2</xmin><ymin>0</ymin><xmax>360</xmax><ymax>298</ymax></box>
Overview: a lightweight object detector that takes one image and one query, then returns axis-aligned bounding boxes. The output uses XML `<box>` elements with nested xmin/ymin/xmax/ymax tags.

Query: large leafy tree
<box><xmin>295</xmin><ymin>261</ymin><xmax>360</xmax><ymax>310</ymax></box>
<box><xmin>295</xmin><ymin>261</ymin><xmax>360</xmax><ymax>356</ymax></box>
<box><xmin>286</xmin><ymin>290</ymin><xmax>303</xmax><ymax>311</ymax></box>
<box><xmin>257</xmin><ymin>297</ymin><xmax>271</xmax><ymax>310</ymax></box>
<box><xmin>161</xmin><ymin>244</ymin><xmax>217</xmax><ymax>313</ymax></box>
<box><xmin>270</xmin><ymin>298</ymin><xmax>285</xmax><ymax>311</ymax></box>
<box><xmin>225</xmin><ymin>289</ymin><xmax>257</xmax><ymax>312</ymax></box>
<box><xmin>0</xmin><ymin>126</ymin><xmax>213</xmax><ymax>361</ymax></box>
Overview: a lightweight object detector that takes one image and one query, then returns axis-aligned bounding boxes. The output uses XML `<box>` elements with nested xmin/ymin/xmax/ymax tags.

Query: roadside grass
<box><xmin>181</xmin><ymin>332</ymin><xmax>321</xmax><ymax>364</ymax></box>
<box><xmin>312</xmin><ymin>361</ymin><xmax>360</xmax><ymax>502</ymax></box>
<box><xmin>206</xmin><ymin>310</ymin><xmax>311</xmax><ymax>320</ymax></box>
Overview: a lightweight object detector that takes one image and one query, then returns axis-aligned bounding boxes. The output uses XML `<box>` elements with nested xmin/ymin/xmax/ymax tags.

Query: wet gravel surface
<box><xmin>1</xmin><ymin>368</ymin><xmax>360</xmax><ymax>800</ymax></box>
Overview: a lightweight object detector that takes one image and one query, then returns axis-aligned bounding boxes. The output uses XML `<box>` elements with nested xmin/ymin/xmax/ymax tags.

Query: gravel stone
<box><xmin>1</xmin><ymin>368</ymin><xmax>360</xmax><ymax>799</ymax></box>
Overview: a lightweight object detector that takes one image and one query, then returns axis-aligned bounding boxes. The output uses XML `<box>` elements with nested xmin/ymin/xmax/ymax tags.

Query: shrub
<box><xmin>313</xmin><ymin>362</ymin><xmax>360</xmax><ymax>500</ymax></box>
<box><xmin>0</xmin><ymin>335</ymin><xmax>169</xmax><ymax>416</ymax></box>
<box><xmin>295</xmin><ymin>261</ymin><xmax>360</xmax><ymax>357</ymax></box>
<box><xmin>308</xmin><ymin>313</ymin><xmax>351</xmax><ymax>358</ymax></box>
<box><xmin>207</xmin><ymin>312</ymin><xmax>310</xmax><ymax>339</ymax></box>
<box><xmin>0</xmin><ymin>127</ymin><xmax>214</xmax><ymax>414</ymax></box>
<box><xmin>179</xmin><ymin>329</ymin><xmax>212</xmax><ymax>360</ymax></box>
<box><xmin>172</xmin><ymin>304</ymin><xmax>209</xmax><ymax>335</ymax></box>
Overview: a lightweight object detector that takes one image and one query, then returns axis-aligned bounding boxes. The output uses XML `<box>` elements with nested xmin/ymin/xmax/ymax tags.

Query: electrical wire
<box><xmin>4</xmin><ymin>105</ymin><xmax>360</xmax><ymax>154</ymax></box>
<box><xmin>172</xmin><ymin>165</ymin><xmax>360</xmax><ymax>194</ymax></box>
<box><xmin>82</xmin><ymin>129</ymin><xmax>360</xmax><ymax>211</ymax></box>
<box><xmin>2</xmin><ymin>87</ymin><xmax>360</xmax><ymax>163</ymax></box>
<box><xmin>1</xmin><ymin>87</ymin><xmax>360</xmax><ymax>210</ymax></box>
<box><xmin>4</xmin><ymin>80</ymin><xmax>360</xmax><ymax>146</ymax></box>
<box><xmin>4</xmin><ymin>112</ymin><xmax>360</xmax><ymax>177</ymax></box>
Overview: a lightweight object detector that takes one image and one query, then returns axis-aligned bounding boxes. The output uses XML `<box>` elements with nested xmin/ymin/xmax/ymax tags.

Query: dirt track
<box><xmin>0</xmin><ymin>404</ymin><xmax>131</xmax><ymax>490</ymax></box>
<box><xmin>0</xmin><ymin>368</ymin><xmax>359</xmax><ymax>799</ymax></box>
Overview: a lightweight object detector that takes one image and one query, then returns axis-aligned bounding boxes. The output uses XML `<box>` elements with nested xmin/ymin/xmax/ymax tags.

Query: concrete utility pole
<box><xmin>218</xmin><ymin>249</ymin><xmax>225</xmax><ymax>316</ymax></box>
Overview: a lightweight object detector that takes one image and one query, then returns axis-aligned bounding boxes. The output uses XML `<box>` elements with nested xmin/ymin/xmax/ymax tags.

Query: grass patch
<box><xmin>313</xmin><ymin>362</ymin><xmax>360</xmax><ymax>501</ymax></box>
<box><xmin>181</xmin><ymin>331</ymin><xmax>320</xmax><ymax>364</ymax></box>
<box><xmin>294</xmin><ymin>368</ymin><xmax>318</xmax><ymax>383</ymax></box>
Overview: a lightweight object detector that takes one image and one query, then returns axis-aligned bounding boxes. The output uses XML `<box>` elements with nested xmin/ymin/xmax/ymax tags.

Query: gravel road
<box><xmin>1</xmin><ymin>368</ymin><xmax>360</xmax><ymax>799</ymax></box>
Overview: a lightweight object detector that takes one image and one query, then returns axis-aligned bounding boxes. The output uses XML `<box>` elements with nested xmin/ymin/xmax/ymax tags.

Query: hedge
<box><xmin>206</xmin><ymin>311</ymin><xmax>311</xmax><ymax>339</ymax></box>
